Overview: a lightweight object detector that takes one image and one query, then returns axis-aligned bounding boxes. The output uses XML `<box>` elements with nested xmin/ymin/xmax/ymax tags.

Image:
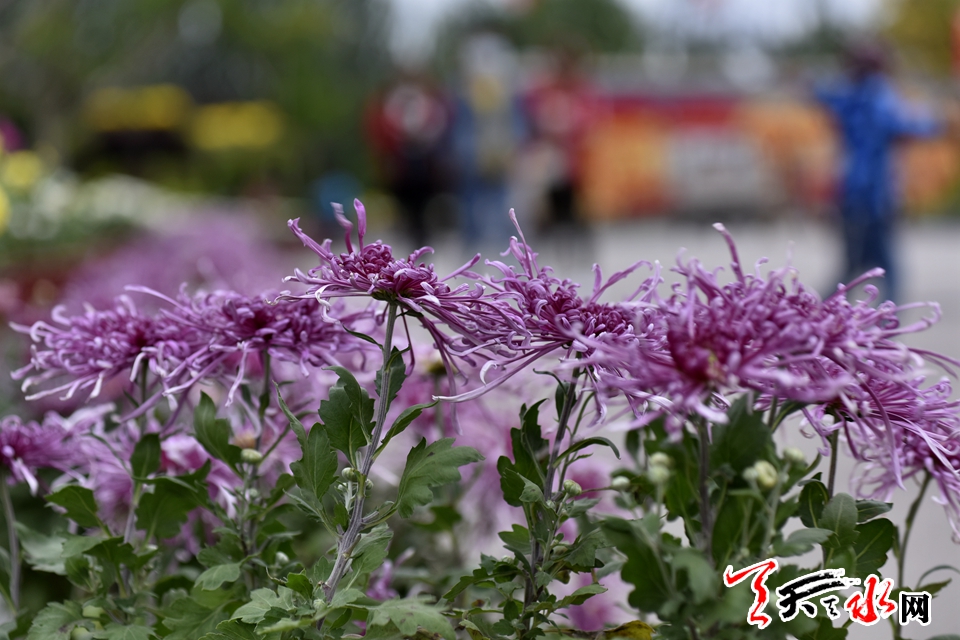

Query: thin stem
<box><xmin>898</xmin><ymin>472</ymin><xmax>931</xmax><ymax>589</ymax></box>
<box><xmin>695</xmin><ymin>420</ymin><xmax>714</xmax><ymax>564</ymax></box>
<box><xmin>544</xmin><ymin>378</ymin><xmax>579</xmax><ymax>501</ymax></box>
<box><xmin>323</xmin><ymin>303</ymin><xmax>398</xmax><ymax>601</ymax></box>
<box><xmin>0</xmin><ymin>478</ymin><xmax>18</xmax><ymax>611</ymax></box>
<box><xmin>826</xmin><ymin>430</ymin><xmax>839</xmax><ymax>498</ymax></box>
<box><xmin>258</xmin><ymin>353</ymin><xmax>272</xmax><ymax>427</ymax></box>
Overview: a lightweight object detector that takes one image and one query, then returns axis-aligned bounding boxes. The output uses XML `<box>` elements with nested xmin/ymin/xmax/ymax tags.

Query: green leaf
<box><xmin>565</xmin><ymin>529</ymin><xmax>607</xmax><ymax>571</ymax></box>
<box><xmin>855</xmin><ymin>499</ymin><xmax>892</xmax><ymax>523</ymax></box>
<box><xmin>820</xmin><ymin>493</ymin><xmax>859</xmax><ymax>549</ymax></box>
<box><xmin>709</xmin><ymin>396</ymin><xmax>772</xmax><ymax>472</ymax></box>
<box><xmin>796</xmin><ymin>616</ymin><xmax>847</xmax><ymax>640</ymax></box>
<box><xmin>26</xmin><ymin>602</ymin><xmax>83</xmax><ymax>640</ymax></box>
<box><xmin>17</xmin><ymin>526</ymin><xmax>66</xmax><ymax>575</ymax></box>
<box><xmin>289</xmin><ymin>420</ymin><xmax>338</xmax><ymax>508</ymax></box>
<box><xmin>136</xmin><ymin>463</ymin><xmax>209</xmax><ymax>540</ymax></box>
<box><xmin>285</xmin><ymin>572</ymin><xmax>313</xmax><ymax>600</ymax></box>
<box><xmin>351</xmin><ymin>524</ymin><xmax>393</xmax><ymax>577</ymax></box>
<box><xmin>131</xmin><ymin>433</ymin><xmax>161</xmax><ymax>479</ymax></box>
<box><xmin>396</xmin><ymin>438</ymin><xmax>483</xmax><ymax>518</ymax></box>
<box><xmin>231</xmin><ymin>589</ymin><xmax>284</xmax><ymax>624</ymax></box>
<box><xmin>91</xmin><ymin>623</ymin><xmax>156</xmax><ymax>640</ymax></box>
<box><xmin>798</xmin><ymin>481</ymin><xmax>829</xmax><ymax>528</ymax></box>
<box><xmin>61</xmin><ymin>534</ymin><xmax>104</xmax><ymax>558</ymax></box>
<box><xmin>557</xmin><ymin>437</ymin><xmax>620</xmax><ymax>462</ymax></box>
<box><xmin>379</xmin><ymin>401</ymin><xmax>437</xmax><ymax>452</ymax></box>
<box><xmin>163</xmin><ymin>597</ymin><xmax>231</xmax><ymax>640</ymax></box>
<box><xmin>194</xmin><ymin>393</ymin><xmax>243</xmax><ymax>472</ymax></box>
<box><xmin>198</xmin><ymin>620</ymin><xmax>259</xmax><ymax>640</ymax></box>
<box><xmin>47</xmin><ymin>485</ymin><xmax>103</xmax><ymax>530</ymax></box>
<box><xmin>852</xmin><ymin>518</ymin><xmax>895</xmax><ymax>578</ymax></box>
<box><xmin>916</xmin><ymin>579</ymin><xmax>951</xmax><ymax>597</ymax></box>
<box><xmin>318</xmin><ymin>366</ymin><xmax>374</xmax><ymax>463</ymax></box>
<box><xmin>672</xmin><ymin>548</ymin><xmax>718</xmax><ymax>603</ymax></box>
<box><xmin>511</xmin><ymin>471</ymin><xmax>544</xmax><ymax>504</ymax></box>
<box><xmin>196</xmin><ymin>562</ymin><xmax>242</xmax><ymax>591</ymax></box>
<box><xmin>86</xmin><ymin>537</ymin><xmax>142</xmax><ymax>570</ymax></box>
<box><xmin>499</xmin><ymin>524</ymin><xmax>532</xmax><ymax>559</ymax></box>
<box><xmin>375</xmin><ymin>346</ymin><xmax>407</xmax><ymax>408</ymax></box>
<box><xmin>601</xmin><ymin>517</ymin><xmax>669</xmax><ymax>613</ymax></box>
<box><xmin>774</xmin><ymin>528</ymin><xmax>833</xmax><ymax>557</ymax></box>
<box><xmin>363</xmin><ymin>597</ymin><xmax>455</xmax><ymax>640</ymax></box>
<box><xmin>556</xmin><ymin>583</ymin><xmax>606</xmax><ymax>608</ymax></box>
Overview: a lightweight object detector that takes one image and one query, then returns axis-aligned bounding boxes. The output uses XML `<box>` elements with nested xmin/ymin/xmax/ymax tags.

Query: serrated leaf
<box><xmin>363</xmin><ymin>597</ymin><xmax>455</xmax><ymax>640</ymax></box>
<box><xmin>136</xmin><ymin>464</ymin><xmax>209</xmax><ymax>540</ymax></box>
<box><xmin>289</xmin><ymin>421</ymin><xmax>338</xmax><ymax>508</ymax></box>
<box><xmin>375</xmin><ymin>346</ymin><xmax>407</xmax><ymax>409</ymax></box>
<box><xmin>196</xmin><ymin>562</ymin><xmax>242</xmax><ymax>591</ymax></box>
<box><xmin>91</xmin><ymin>623</ymin><xmax>156</xmax><ymax>640</ymax></box>
<box><xmin>499</xmin><ymin>525</ymin><xmax>532</xmax><ymax>558</ymax></box>
<box><xmin>26</xmin><ymin>602</ymin><xmax>83</xmax><ymax>640</ymax></box>
<box><xmin>194</xmin><ymin>393</ymin><xmax>243</xmax><ymax>472</ymax></box>
<box><xmin>17</xmin><ymin>526</ymin><xmax>66</xmax><ymax>575</ymax></box>
<box><xmin>379</xmin><ymin>401</ymin><xmax>436</xmax><ymax>452</ymax></box>
<box><xmin>285</xmin><ymin>572</ymin><xmax>313</xmax><ymax>599</ymax></box>
<box><xmin>351</xmin><ymin>524</ymin><xmax>393</xmax><ymax>577</ymax></box>
<box><xmin>855</xmin><ymin>499</ymin><xmax>892</xmax><ymax>523</ymax></box>
<box><xmin>396</xmin><ymin>438</ymin><xmax>483</xmax><ymax>518</ymax></box>
<box><xmin>672</xmin><ymin>548</ymin><xmax>717</xmax><ymax>603</ymax></box>
<box><xmin>557</xmin><ymin>583</ymin><xmax>606</xmax><ymax>608</ymax></box>
<box><xmin>319</xmin><ymin>366</ymin><xmax>374</xmax><ymax>463</ymax></box>
<box><xmin>198</xmin><ymin>620</ymin><xmax>259</xmax><ymax>640</ymax></box>
<box><xmin>131</xmin><ymin>433</ymin><xmax>161</xmax><ymax>479</ymax></box>
<box><xmin>557</xmin><ymin>437</ymin><xmax>620</xmax><ymax>462</ymax></box>
<box><xmin>512</xmin><ymin>471</ymin><xmax>544</xmax><ymax>504</ymax></box>
<box><xmin>47</xmin><ymin>486</ymin><xmax>103</xmax><ymax>530</ymax></box>
<box><xmin>820</xmin><ymin>493</ymin><xmax>858</xmax><ymax>549</ymax></box>
<box><xmin>163</xmin><ymin>597</ymin><xmax>231</xmax><ymax>640</ymax></box>
<box><xmin>774</xmin><ymin>528</ymin><xmax>833</xmax><ymax>557</ymax></box>
<box><xmin>709</xmin><ymin>396</ymin><xmax>772</xmax><ymax>472</ymax></box>
<box><xmin>565</xmin><ymin>529</ymin><xmax>607</xmax><ymax>571</ymax></box>
<box><xmin>231</xmin><ymin>589</ymin><xmax>283</xmax><ymax>624</ymax></box>
<box><xmin>852</xmin><ymin>518</ymin><xmax>895</xmax><ymax>578</ymax></box>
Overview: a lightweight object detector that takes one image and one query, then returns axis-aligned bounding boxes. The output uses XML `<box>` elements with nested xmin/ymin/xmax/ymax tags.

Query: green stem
<box><xmin>0</xmin><ymin>478</ymin><xmax>18</xmax><ymax>612</ymax></box>
<box><xmin>323</xmin><ymin>303</ymin><xmax>398</xmax><ymax>602</ymax></box>
<box><xmin>826</xmin><ymin>430</ymin><xmax>839</xmax><ymax>499</ymax></box>
<box><xmin>898</xmin><ymin>472</ymin><xmax>931</xmax><ymax>589</ymax></box>
<box><xmin>696</xmin><ymin>420</ymin><xmax>714</xmax><ymax>565</ymax></box>
<box><xmin>258</xmin><ymin>353</ymin><xmax>272</xmax><ymax>427</ymax></box>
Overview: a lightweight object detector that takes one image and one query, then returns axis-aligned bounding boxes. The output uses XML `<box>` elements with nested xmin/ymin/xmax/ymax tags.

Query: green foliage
<box><xmin>396</xmin><ymin>438</ymin><xmax>483</xmax><ymax>518</ymax></box>
<box><xmin>135</xmin><ymin>463</ymin><xmax>211</xmax><ymax>540</ymax></box>
<box><xmin>195</xmin><ymin>393</ymin><xmax>244</xmax><ymax>473</ymax></box>
<box><xmin>46</xmin><ymin>486</ymin><xmax>104</xmax><ymax>530</ymax></box>
<box><xmin>318</xmin><ymin>366</ymin><xmax>374</xmax><ymax>466</ymax></box>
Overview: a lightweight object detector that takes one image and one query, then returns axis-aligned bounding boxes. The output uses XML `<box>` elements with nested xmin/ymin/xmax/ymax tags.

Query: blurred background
<box><xmin>1</xmin><ymin>0</ymin><xmax>960</xmax><ymax>635</ymax></box>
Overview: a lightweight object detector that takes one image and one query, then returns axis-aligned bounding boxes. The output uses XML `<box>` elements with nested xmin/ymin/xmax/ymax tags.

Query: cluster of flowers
<box><xmin>5</xmin><ymin>200</ymin><xmax>960</xmax><ymax>546</ymax></box>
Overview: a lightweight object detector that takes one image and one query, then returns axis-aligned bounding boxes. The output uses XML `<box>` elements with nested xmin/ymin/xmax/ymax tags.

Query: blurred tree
<box><xmin>886</xmin><ymin>0</ymin><xmax>960</xmax><ymax>75</ymax></box>
<box><xmin>0</xmin><ymin>0</ymin><xmax>391</xmax><ymax>193</ymax></box>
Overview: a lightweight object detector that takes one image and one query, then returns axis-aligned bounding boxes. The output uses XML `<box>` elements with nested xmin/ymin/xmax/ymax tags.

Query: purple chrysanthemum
<box><xmin>284</xmin><ymin>200</ymin><xmax>527</xmax><ymax>390</ymax></box>
<box><xmin>11</xmin><ymin>296</ymin><xmax>197</xmax><ymax>403</ymax></box>
<box><xmin>0</xmin><ymin>415</ymin><xmax>76</xmax><ymax>494</ymax></box>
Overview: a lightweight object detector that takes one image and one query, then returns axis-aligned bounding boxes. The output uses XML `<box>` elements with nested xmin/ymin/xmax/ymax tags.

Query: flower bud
<box><xmin>274</xmin><ymin>551</ymin><xmax>290</xmax><ymax>565</ymax></box>
<box><xmin>71</xmin><ymin>628</ymin><xmax>93</xmax><ymax>640</ymax></box>
<box><xmin>553</xmin><ymin>543</ymin><xmax>570</xmax><ymax>555</ymax></box>
<box><xmin>240</xmin><ymin>448</ymin><xmax>264</xmax><ymax>464</ymax></box>
<box><xmin>562</xmin><ymin>480</ymin><xmax>583</xmax><ymax>497</ymax></box>
<box><xmin>742</xmin><ymin>467</ymin><xmax>760</xmax><ymax>484</ymax></box>
<box><xmin>783</xmin><ymin>447</ymin><xmax>806</xmax><ymax>466</ymax></box>
<box><xmin>649</xmin><ymin>452</ymin><xmax>673</xmax><ymax>469</ymax></box>
<box><xmin>82</xmin><ymin>606</ymin><xmax>104</xmax><ymax>619</ymax></box>
<box><xmin>365</xmin><ymin>478</ymin><xmax>374</xmax><ymax>492</ymax></box>
<box><xmin>341</xmin><ymin>467</ymin><xmax>358</xmax><ymax>481</ymax></box>
<box><xmin>545</xmin><ymin>500</ymin><xmax>556</xmax><ymax>511</ymax></box>
<box><xmin>647</xmin><ymin>465</ymin><xmax>671</xmax><ymax>486</ymax></box>
<box><xmin>610</xmin><ymin>475</ymin><xmax>631</xmax><ymax>491</ymax></box>
<box><xmin>753</xmin><ymin>460</ymin><xmax>779</xmax><ymax>490</ymax></box>
<box><xmin>313</xmin><ymin>598</ymin><xmax>325</xmax><ymax>610</ymax></box>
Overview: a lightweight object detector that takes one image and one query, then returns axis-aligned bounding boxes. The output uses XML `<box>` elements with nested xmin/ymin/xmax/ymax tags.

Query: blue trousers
<box><xmin>840</xmin><ymin>213</ymin><xmax>898</xmax><ymax>303</ymax></box>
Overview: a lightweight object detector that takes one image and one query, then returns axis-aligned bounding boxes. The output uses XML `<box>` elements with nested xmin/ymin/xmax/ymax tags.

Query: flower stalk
<box><xmin>1</xmin><ymin>476</ymin><xmax>19</xmax><ymax>611</ymax></box>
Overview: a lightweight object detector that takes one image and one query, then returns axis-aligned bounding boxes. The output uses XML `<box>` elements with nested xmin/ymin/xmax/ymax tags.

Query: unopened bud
<box><xmin>649</xmin><ymin>452</ymin><xmax>673</xmax><ymax>469</ymax></box>
<box><xmin>545</xmin><ymin>500</ymin><xmax>556</xmax><ymax>511</ymax></box>
<box><xmin>753</xmin><ymin>460</ymin><xmax>779</xmax><ymax>490</ymax></box>
<box><xmin>784</xmin><ymin>447</ymin><xmax>806</xmax><ymax>466</ymax></box>
<box><xmin>647</xmin><ymin>465</ymin><xmax>671</xmax><ymax>486</ymax></box>
<box><xmin>82</xmin><ymin>606</ymin><xmax>104</xmax><ymax>619</ymax></box>
<box><xmin>240</xmin><ymin>449</ymin><xmax>263</xmax><ymax>464</ymax></box>
<box><xmin>742</xmin><ymin>467</ymin><xmax>760</xmax><ymax>484</ymax></box>
<box><xmin>313</xmin><ymin>598</ymin><xmax>324</xmax><ymax>610</ymax></box>
<box><xmin>553</xmin><ymin>543</ymin><xmax>570</xmax><ymax>555</ymax></box>
<box><xmin>610</xmin><ymin>476</ymin><xmax>631</xmax><ymax>491</ymax></box>
<box><xmin>275</xmin><ymin>551</ymin><xmax>290</xmax><ymax>565</ymax></box>
<box><xmin>365</xmin><ymin>478</ymin><xmax>374</xmax><ymax>491</ymax></box>
<box><xmin>562</xmin><ymin>480</ymin><xmax>583</xmax><ymax>497</ymax></box>
<box><xmin>341</xmin><ymin>467</ymin><xmax>357</xmax><ymax>481</ymax></box>
<box><xmin>71</xmin><ymin>628</ymin><xmax>93</xmax><ymax>640</ymax></box>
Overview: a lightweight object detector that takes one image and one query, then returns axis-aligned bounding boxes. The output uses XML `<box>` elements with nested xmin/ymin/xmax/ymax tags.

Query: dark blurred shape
<box><xmin>365</xmin><ymin>71</ymin><xmax>452</xmax><ymax>246</ymax></box>
<box><xmin>814</xmin><ymin>39</ymin><xmax>941</xmax><ymax>302</ymax></box>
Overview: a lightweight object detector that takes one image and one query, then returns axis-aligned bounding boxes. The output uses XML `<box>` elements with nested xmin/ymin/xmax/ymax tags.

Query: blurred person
<box><xmin>522</xmin><ymin>47</ymin><xmax>596</xmax><ymax>234</ymax></box>
<box><xmin>814</xmin><ymin>41</ymin><xmax>941</xmax><ymax>303</ymax></box>
<box><xmin>452</xmin><ymin>33</ymin><xmax>525</xmax><ymax>252</ymax></box>
<box><xmin>365</xmin><ymin>71</ymin><xmax>452</xmax><ymax>246</ymax></box>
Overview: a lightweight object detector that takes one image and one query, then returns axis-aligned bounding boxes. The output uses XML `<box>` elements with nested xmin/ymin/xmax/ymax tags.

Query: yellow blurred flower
<box><xmin>1</xmin><ymin>151</ymin><xmax>43</xmax><ymax>192</ymax></box>
<box><xmin>190</xmin><ymin>101</ymin><xmax>284</xmax><ymax>150</ymax></box>
<box><xmin>0</xmin><ymin>186</ymin><xmax>10</xmax><ymax>235</ymax></box>
<box><xmin>84</xmin><ymin>84</ymin><xmax>192</xmax><ymax>132</ymax></box>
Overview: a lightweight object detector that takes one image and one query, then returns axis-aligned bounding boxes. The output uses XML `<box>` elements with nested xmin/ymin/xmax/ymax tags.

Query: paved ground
<box><xmin>425</xmin><ymin>215</ymin><xmax>960</xmax><ymax>638</ymax></box>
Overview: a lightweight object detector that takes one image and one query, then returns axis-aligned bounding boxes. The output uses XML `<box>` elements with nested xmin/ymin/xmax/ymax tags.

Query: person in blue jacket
<box><xmin>815</xmin><ymin>42</ymin><xmax>940</xmax><ymax>303</ymax></box>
